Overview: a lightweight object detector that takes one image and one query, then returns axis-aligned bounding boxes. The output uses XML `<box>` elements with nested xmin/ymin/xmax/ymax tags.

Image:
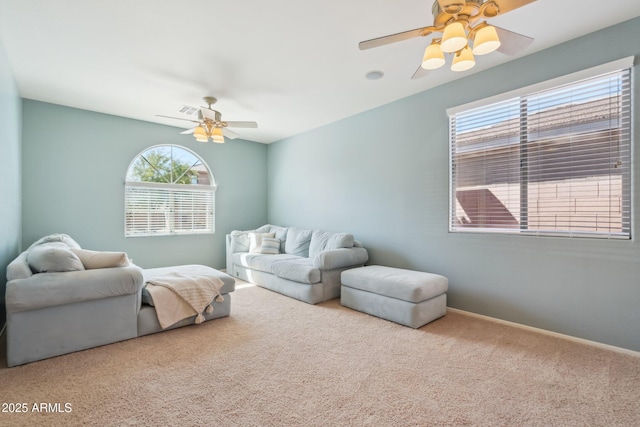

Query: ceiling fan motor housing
<box><xmin>433</xmin><ymin>0</ymin><xmax>485</xmax><ymax>27</ymax></box>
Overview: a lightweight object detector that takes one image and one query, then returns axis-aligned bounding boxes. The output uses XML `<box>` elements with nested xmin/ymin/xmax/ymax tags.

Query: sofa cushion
<box><xmin>249</xmin><ymin>232</ymin><xmax>275</xmax><ymax>253</ymax></box>
<box><xmin>271</xmin><ymin>258</ymin><xmax>321</xmax><ymax>284</ymax></box>
<box><xmin>232</xmin><ymin>252</ymin><xmax>262</xmax><ymax>269</ymax></box>
<box><xmin>71</xmin><ymin>249</ymin><xmax>130</xmax><ymax>269</ymax></box>
<box><xmin>27</xmin><ymin>243</ymin><xmax>86</xmax><ymax>273</ymax></box>
<box><xmin>308</xmin><ymin>230</ymin><xmax>354</xmax><ymax>259</ymax></box>
<box><xmin>285</xmin><ymin>227</ymin><xmax>312</xmax><ymax>257</ymax></box>
<box><xmin>249</xmin><ymin>254</ymin><xmax>302</xmax><ymax>274</ymax></box>
<box><xmin>260</xmin><ymin>237</ymin><xmax>281</xmax><ymax>255</ymax></box>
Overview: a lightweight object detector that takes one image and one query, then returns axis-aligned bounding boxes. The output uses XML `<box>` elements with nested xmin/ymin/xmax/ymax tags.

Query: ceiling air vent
<box><xmin>177</xmin><ymin>105</ymin><xmax>199</xmax><ymax>116</ymax></box>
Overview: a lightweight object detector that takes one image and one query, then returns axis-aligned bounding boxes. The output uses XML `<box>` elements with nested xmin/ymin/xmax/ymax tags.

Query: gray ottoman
<box><xmin>341</xmin><ymin>265</ymin><xmax>448</xmax><ymax>328</ymax></box>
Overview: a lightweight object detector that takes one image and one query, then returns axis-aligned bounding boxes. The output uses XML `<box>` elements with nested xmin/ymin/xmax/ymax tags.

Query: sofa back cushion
<box><xmin>308</xmin><ymin>230</ymin><xmax>354</xmax><ymax>259</ymax></box>
<box><xmin>271</xmin><ymin>259</ymin><xmax>321</xmax><ymax>284</ymax></box>
<box><xmin>27</xmin><ymin>242</ymin><xmax>86</xmax><ymax>273</ymax></box>
<box><xmin>285</xmin><ymin>227</ymin><xmax>313</xmax><ymax>257</ymax></box>
<box><xmin>230</xmin><ymin>230</ymin><xmax>251</xmax><ymax>252</ymax></box>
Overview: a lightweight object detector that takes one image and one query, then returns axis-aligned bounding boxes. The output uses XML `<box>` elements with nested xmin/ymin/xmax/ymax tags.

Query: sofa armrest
<box><xmin>312</xmin><ymin>247</ymin><xmax>369</xmax><ymax>270</ymax></box>
<box><xmin>6</xmin><ymin>265</ymin><xmax>144</xmax><ymax>313</ymax></box>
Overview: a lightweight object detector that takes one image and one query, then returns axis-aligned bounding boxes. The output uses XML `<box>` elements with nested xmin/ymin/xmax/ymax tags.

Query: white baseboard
<box><xmin>447</xmin><ymin>307</ymin><xmax>640</xmax><ymax>358</ymax></box>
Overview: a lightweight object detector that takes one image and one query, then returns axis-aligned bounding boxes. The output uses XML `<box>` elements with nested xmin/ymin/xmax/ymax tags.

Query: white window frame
<box><xmin>447</xmin><ymin>57</ymin><xmax>634</xmax><ymax>239</ymax></box>
<box><xmin>124</xmin><ymin>145</ymin><xmax>216</xmax><ymax>237</ymax></box>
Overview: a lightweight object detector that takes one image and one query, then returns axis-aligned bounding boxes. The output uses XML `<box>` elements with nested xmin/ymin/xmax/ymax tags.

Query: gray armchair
<box><xmin>5</xmin><ymin>234</ymin><xmax>144</xmax><ymax>367</ymax></box>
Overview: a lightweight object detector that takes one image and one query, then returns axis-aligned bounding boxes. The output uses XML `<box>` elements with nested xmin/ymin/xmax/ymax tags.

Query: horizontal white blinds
<box><xmin>125</xmin><ymin>182</ymin><xmax>215</xmax><ymax>237</ymax></box>
<box><xmin>449</xmin><ymin>66</ymin><xmax>631</xmax><ymax>238</ymax></box>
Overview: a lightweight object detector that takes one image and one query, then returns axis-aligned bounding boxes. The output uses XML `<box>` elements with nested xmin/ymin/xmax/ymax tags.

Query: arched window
<box><xmin>125</xmin><ymin>145</ymin><xmax>216</xmax><ymax>237</ymax></box>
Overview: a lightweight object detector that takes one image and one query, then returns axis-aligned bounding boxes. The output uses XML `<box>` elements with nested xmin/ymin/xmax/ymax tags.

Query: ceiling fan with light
<box><xmin>359</xmin><ymin>0</ymin><xmax>536</xmax><ymax>78</ymax></box>
<box><xmin>157</xmin><ymin>96</ymin><xmax>258</xmax><ymax>143</ymax></box>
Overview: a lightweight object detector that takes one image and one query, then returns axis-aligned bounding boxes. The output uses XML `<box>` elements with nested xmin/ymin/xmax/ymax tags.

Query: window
<box><xmin>449</xmin><ymin>58</ymin><xmax>632</xmax><ymax>239</ymax></box>
<box><xmin>125</xmin><ymin>145</ymin><xmax>216</xmax><ymax>237</ymax></box>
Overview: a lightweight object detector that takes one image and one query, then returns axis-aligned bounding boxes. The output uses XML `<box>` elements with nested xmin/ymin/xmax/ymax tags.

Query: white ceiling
<box><xmin>0</xmin><ymin>0</ymin><xmax>639</xmax><ymax>144</ymax></box>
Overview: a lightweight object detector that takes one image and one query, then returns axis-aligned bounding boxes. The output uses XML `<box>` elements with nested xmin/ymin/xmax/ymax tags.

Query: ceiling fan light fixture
<box><xmin>473</xmin><ymin>24</ymin><xmax>501</xmax><ymax>55</ymax></box>
<box><xmin>440</xmin><ymin>22</ymin><xmax>468</xmax><ymax>53</ymax></box>
<box><xmin>211</xmin><ymin>127</ymin><xmax>225</xmax><ymax>144</ymax></box>
<box><xmin>194</xmin><ymin>126</ymin><xmax>208</xmax><ymax>142</ymax></box>
<box><xmin>451</xmin><ymin>46</ymin><xmax>475</xmax><ymax>72</ymax></box>
<box><xmin>422</xmin><ymin>41</ymin><xmax>445</xmax><ymax>70</ymax></box>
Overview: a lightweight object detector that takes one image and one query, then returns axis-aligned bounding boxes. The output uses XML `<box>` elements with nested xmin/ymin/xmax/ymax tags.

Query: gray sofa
<box><xmin>226</xmin><ymin>224</ymin><xmax>368</xmax><ymax>304</ymax></box>
<box><xmin>5</xmin><ymin>234</ymin><xmax>235</xmax><ymax>367</ymax></box>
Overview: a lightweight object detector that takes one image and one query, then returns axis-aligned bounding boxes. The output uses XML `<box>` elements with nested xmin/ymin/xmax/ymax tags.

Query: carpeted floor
<box><xmin>1</xmin><ymin>284</ymin><xmax>639</xmax><ymax>426</ymax></box>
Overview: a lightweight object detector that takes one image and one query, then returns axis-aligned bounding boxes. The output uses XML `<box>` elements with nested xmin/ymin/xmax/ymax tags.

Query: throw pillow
<box><xmin>260</xmin><ymin>237</ymin><xmax>281</xmax><ymax>255</ymax></box>
<box><xmin>71</xmin><ymin>248</ymin><xmax>130</xmax><ymax>269</ymax></box>
<box><xmin>27</xmin><ymin>242</ymin><xmax>86</xmax><ymax>273</ymax></box>
<box><xmin>249</xmin><ymin>232</ymin><xmax>275</xmax><ymax>253</ymax></box>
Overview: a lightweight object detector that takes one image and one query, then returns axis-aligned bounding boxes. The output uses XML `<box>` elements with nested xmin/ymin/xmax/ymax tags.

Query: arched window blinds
<box><xmin>125</xmin><ymin>145</ymin><xmax>216</xmax><ymax>237</ymax></box>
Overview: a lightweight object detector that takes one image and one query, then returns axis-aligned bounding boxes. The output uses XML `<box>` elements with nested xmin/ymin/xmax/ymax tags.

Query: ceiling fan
<box><xmin>359</xmin><ymin>0</ymin><xmax>536</xmax><ymax>79</ymax></box>
<box><xmin>157</xmin><ymin>96</ymin><xmax>258</xmax><ymax>143</ymax></box>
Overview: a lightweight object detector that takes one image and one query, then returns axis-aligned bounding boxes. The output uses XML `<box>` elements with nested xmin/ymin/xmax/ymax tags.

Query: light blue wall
<box><xmin>268</xmin><ymin>18</ymin><xmax>640</xmax><ymax>351</ymax></box>
<box><xmin>22</xmin><ymin>100</ymin><xmax>267</xmax><ymax>269</ymax></box>
<box><xmin>0</xmin><ymin>37</ymin><xmax>21</xmax><ymax>328</ymax></box>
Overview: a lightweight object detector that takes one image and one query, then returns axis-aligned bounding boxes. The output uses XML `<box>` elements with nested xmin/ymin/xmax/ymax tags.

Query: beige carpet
<box><xmin>1</xmin><ymin>284</ymin><xmax>639</xmax><ymax>427</ymax></box>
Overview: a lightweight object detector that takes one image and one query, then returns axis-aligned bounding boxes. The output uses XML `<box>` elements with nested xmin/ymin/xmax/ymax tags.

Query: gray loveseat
<box><xmin>5</xmin><ymin>234</ymin><xmax>235</xmax><ymax>367</ymax></box>
<box><xmin>226</xmin><ymin>224</ymin><xmax>368</xmax><ymax>304</ymax></box>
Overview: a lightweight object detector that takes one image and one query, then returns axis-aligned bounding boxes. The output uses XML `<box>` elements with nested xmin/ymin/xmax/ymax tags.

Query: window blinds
<box><xmin>125</xmin><ymin>182</ymin><xmax>215</xmax><ymax>237</ymax></box>
<box><xmin>449</xmin><ymin>62</ymin><xmax>632</xmax><ymax>239</ymax></box>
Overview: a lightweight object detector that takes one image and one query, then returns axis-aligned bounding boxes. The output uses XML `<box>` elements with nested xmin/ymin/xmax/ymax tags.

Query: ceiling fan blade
<box><xmin>411</xmin><ymin>65</ymin><xmax>431</xmax><ymax>80</ymax></box>
<box><xmin>156</xmin><ymin>114</ymin><xmax>200</xmax><ymax>124</ymax></box>
<box><xmin>222</xmin><ymin>128</ymin><xmax>240</xmax><ymax>140</ymax></box>
<box><xmin>492</xmin><ymin>0</ymin><xmax>536</xmax><ymax>15</ymax></box>
<box><xmin>200</xmin><ymin>108</ymin><xmax>216</xmax><ymax>120</ymax></box>
<box><xmin>180</xmin><ymin>128</ymin><xmax>196</xmax><ymax>135</ymax></box>
<box><xmin>494</xmin><ymin>26</ymin><xmax>534</xmax><ymax>56</ymax></box>
<box><xmin>359</xmin><ymin>27</ymin><xmax>431</xmax><ymax>50</ymax></box>
<box><xmin>224</xmin><ymin>121</ymin><xmax>258</xmax><ymax>129</ymax></box>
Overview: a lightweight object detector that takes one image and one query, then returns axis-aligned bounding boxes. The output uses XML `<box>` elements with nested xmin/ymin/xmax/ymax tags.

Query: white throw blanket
<box><xmin>145</xmin><ymin>272</ymin><xmax>225</xmax><ymax>329</ymax></box>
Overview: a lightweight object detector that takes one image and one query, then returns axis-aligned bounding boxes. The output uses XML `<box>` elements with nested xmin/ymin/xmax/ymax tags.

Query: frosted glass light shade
<box><xmin>441</xmin><ymin>22</ymin><xmax>467</xmax><ymax>53</ymax></box>
<box><xmin>212</xmin><ymin>127</ymin><xmax>225</xmax><ymax>144</ymax></box>
<box><xmin>473</xmin><ymin>25</ymin><xmax>500</xmax><ymax>55</ymax></box>
<box><xmin>422</xmin><ymin>42</ymin><xmax>445</xmax><ymax>70</ymax></box>
<box><xmin>194</xmin><ymin>126</ymin><xmax>208</xmax><ymax>142</ymax></box>
<box><xmin>451</xmin><ymin>46</ymin><xmax>475</xmax><ymax>72</ymax></box>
